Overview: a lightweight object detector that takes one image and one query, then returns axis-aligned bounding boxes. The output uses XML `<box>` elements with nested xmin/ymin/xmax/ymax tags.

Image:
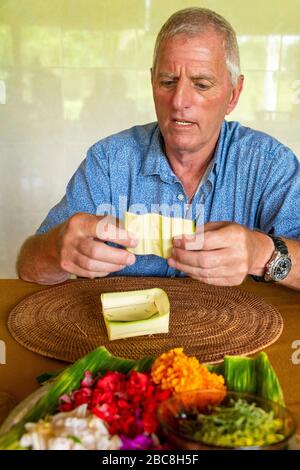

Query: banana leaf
<box><xmin>255</xmin><ymin>352</ymin><xmax>285</xmax><ymax>406</ymax></box>
<box><xmin>209</xmin><ymin>352</ymin><xmax>284</xmax><ymax>404</ymax></box>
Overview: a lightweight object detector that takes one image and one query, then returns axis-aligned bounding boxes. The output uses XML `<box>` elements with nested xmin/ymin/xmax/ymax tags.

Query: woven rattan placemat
<box><xmin>8</xmin><ymin>277</ymin><xmax>283</xmax><ymax>363</ymax></box>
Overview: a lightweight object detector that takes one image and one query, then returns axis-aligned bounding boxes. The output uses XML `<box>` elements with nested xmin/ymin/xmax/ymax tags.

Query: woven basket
<box><xmin>8</xmin><ymin>277</ymin><xmax>283</xmax><ymax>363</ymax></box>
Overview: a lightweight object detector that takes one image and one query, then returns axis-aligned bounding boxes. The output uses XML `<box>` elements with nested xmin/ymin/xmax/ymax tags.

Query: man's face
<box><xmin>151</xmin><ymin>30</ymin><xmax>243</xmax><ymax>157</ymax></box>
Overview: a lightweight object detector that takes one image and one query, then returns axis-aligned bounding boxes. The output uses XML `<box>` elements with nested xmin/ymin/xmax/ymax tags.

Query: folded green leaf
<box><xmin>208</xmin><ymin>353</ymin><xmax>284</xmax><ymax>406</ymax></box>
<box><xmin>224</xmin><ymin>355</ymin><xmax>257</xmax><ymax>395</ymax></box>
<box><xmin>255</xmin><ymin>352</ymin><xmax>285</xmax><ymax>406</ymax></box>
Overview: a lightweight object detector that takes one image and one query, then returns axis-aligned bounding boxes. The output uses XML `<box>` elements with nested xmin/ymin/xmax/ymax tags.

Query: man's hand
<box><xmin>167</xmin><ymin>222</ymin><xmax>274</xmax><ymax>286</ymax></box>
<box><xmin>17</xmin><ymin>213</ymin><xmax>138</xmax><ymax>284</ymax></box>
<box><xmin>58</xmin><ymin>213</ymin><xmax>137</xmax><ymax>279</ymax></box>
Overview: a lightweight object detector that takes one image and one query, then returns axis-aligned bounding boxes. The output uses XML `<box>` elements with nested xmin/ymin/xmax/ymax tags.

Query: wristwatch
<box><xmin>252</xmin><ymin>235</ymin><xmax>292</xmax><ymax>282</ymax></box>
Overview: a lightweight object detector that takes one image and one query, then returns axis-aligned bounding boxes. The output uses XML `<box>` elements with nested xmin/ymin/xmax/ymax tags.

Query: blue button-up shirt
<box><xmin>37</xmin><ymin>120</ymin><xmax>300</xmax><ymax>277</ymax></box>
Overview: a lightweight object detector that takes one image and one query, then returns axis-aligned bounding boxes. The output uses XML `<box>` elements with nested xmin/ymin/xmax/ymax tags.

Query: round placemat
<box><xmin>8</xmin><ymin>277</ymin><xmax>283</xmax><ymax>363</ymax></box>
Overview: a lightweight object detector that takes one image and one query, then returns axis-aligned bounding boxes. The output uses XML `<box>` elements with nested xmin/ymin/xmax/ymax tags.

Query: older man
<box><xmin>17</xmin><ymin>8</ymin><xmax>300</xmax><ymax>289</ymax></box>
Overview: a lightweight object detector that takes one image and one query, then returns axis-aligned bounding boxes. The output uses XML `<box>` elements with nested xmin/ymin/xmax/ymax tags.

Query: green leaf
<box><xmin>207</xmin><ymin>362</ymin><xmax>224</xmax><ymax>375</ymax></box>
<box><xmin>216</xmin><ymin>353</ymin><xmax>284</xmax><ymax>406</ymax></box>
<box><xmin>224</xmin><ymin>355</ymin><xmax>257</xmax><ymax>394</ymax></box>
<box><xmin>255</xmin><ymin>352</ymin><xmax>285</xmax><ymax>406</ymax></box>
<box><xmin>132</xmin><ymin>356</ymin><xmax>154</xmax><ymax>372</ymax></box>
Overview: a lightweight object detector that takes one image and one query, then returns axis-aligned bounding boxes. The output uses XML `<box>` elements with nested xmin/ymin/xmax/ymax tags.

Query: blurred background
<box><xmin>0</xmin><ymin>0</ymin><xmax>300</xmax><ymax>277</ymax></box>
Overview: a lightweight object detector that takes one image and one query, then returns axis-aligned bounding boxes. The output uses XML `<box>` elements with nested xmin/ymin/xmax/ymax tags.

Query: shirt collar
<box><xmin>141</xmin><ymin>124</ymin><xmax>178</xmax><ymax>184</ymax></box>
<box><xmin>141</xmin><ymin>120</ymin><xmax>227</xmax><ymax>184</ymax></box>
<box><xmin>208</xmin><ymin>120</ymin><xmax>227</xmax><ymax>179</ymax></box>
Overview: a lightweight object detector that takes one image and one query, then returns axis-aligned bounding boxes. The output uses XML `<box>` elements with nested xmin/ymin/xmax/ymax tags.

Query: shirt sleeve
<box><xmin>255</xmin><ymin>144</ymin><xmax>300</xmax><ymax>239</ymax></box>
<box><xmin>36</xmin><ymin>143</ymin><xmax>111</xmax><ymax>233</ymax></box>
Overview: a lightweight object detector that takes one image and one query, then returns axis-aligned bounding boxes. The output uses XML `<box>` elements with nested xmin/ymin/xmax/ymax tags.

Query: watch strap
<box><xmin>251</xmin><ymin>234</ymin><xmax>288</xmax><ymax>282</ymax></box>
<box><xmin>272</xmin><ymin>236</ymin><xmax>288</xmax><ymax>255</ymax></box>
<box><xmin>251</xmin><ymin>274</ymin><xmax>267</xmax><ymax>282</ymax></box>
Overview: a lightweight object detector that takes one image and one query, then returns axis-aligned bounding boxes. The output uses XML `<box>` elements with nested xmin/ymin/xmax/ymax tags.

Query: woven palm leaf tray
<box><xmin>8</xmin><ymin>277</ymin><xmax>283</xmax><ymax>363</ymax></box>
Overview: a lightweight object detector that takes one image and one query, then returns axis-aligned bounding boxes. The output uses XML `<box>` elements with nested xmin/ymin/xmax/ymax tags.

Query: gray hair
<box><xmin>152</xmin><ymin>7</ymin><xmax>241</xmax><ymax>86</ymax></box>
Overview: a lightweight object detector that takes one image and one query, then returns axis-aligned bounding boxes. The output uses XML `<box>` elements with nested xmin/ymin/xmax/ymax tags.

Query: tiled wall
<box><xmin>0</xmin><ymin>0</ymin><xmax>300</xmax><ymax>277</ymax></box>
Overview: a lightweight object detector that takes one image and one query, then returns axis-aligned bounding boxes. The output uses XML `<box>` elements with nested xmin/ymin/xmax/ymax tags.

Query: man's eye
<box><xmin>160</xmin><ymin>80</ymin><xmax>175</xmax><ymax>87</ymax></box>
<box><xmin>195</xmin><ymin>83</ymin><xmax>210</xmax><ymax>90</ymax></box>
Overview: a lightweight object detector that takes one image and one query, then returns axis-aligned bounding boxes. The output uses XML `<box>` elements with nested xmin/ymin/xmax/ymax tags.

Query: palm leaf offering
<box><xmin>124</xmin><ymin>211</ymin><xmax>195</xmax><ymax>258</ymax></box>
<box><xmin>101</xmin><ymin>288</ymin><xmax>170</xmax><ymax>339</ymax></box>
<box><xmin>0</xmin><ymin>347</ymin><xmax>287</xmax><ymax>450</ymax></box>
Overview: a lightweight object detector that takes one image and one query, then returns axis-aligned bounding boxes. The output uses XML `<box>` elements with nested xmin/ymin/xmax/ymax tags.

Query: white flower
<box><xmin>19</xmin><ymin>405</ymin><xmax>121</xmax><ymax>450</ymax></box>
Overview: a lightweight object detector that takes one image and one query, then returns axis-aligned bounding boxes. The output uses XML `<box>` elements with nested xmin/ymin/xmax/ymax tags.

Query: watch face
<box><xmin>273</xmin><ymin>257</ymin><xmax>292</xmax><ymax>280</ymax></box>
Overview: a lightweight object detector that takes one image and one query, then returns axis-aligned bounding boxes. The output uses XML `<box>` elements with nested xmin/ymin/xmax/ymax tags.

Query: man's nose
<box><xmin>171</xmin><ymin>80</ymin><xmax>193</xmax><ymax>110</ymax></box>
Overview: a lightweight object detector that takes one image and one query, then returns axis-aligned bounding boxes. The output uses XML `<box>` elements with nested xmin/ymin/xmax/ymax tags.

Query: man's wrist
<box><xmin>249</xmin><ymin>230</ymin><xmax>275</xmax><ymax>276</ymax></box>
<box><xmin>250</xmin><ymin>232</ymin><xmax>292</xmax><ymax>283</ymax></box>
<box><xmin>38</xmin><ymin>227</ymin><xmax>70</xmax><ymax>283</ymax></box>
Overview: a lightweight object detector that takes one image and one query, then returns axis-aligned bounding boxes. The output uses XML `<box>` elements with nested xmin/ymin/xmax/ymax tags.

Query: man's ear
<box><xmin>226</xmin><ymin>74</ymin><xmax>244</xmax><ymax>115</ymax></box>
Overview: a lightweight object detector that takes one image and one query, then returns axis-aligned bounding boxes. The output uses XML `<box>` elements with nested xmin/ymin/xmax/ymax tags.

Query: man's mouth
<box><xmin>171</xmin><ymin>118</ymin><xmax>196</xmax><ymax>127</ymax></box>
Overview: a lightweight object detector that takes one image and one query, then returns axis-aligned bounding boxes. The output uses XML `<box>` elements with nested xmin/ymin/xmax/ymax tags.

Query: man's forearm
<box><xmin>17</xmin><ymin>227</ymin><xmax>70</xmax><ymax>285</ymax></box>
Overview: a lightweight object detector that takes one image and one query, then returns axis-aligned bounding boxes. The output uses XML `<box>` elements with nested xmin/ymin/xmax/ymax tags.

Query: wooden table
<box><xmin>0</xmin><ymin>279</ymin><xmax>300</xmax><ymax>433</ymax></box>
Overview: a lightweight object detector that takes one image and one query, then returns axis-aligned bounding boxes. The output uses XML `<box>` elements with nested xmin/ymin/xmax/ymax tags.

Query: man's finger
<box><xmin>79</xmin><ymin>239</ymin><xmax>136</xmax><ymax>266</ymax></box>
<box><xmin>168</xmin><ymin>257</ymin><xmax>235</xmax><ymax>279</ymax></box>
<box><xmin>172</xmin><ymin>223</ymin><xmax>238</xmax><ymax>252</ymax></box>
<box><xmin>173</xmin><ymin>228</ymin><xmax>204</xmax><ymax>251</ymax></box>
<box><xmin>74</xmin><ymin>252</ymin><xmax>129</xmax><ymax>274</ymax></box>
<box><xmin>63</xmin><ymin>261</ymin><xmax>108</xmax><ymax>279</ymax></box>
<box><xmin>201</xmin><ymin>222</ymin><xmax>246</xmax><ymax>251</ymax></box>
<box><xmin>95</xmin><ymin>215</ymin><xmax>138</xmax><ymax>247</ymax></box>
<box><xmin>170</xmin><ymin>246</ymin><xmax>228</xmax><ymax>269</ymax></box>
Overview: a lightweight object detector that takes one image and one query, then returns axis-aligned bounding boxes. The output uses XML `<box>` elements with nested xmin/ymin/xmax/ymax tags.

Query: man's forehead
<box><xmin>157</xmin><ymin>33</ymin><xmax>226</xmax><ymax>65</ymax></box>
<box><xmin>160</xmin><ymin>29</ymin><xmax>225</xmax><ymax>50</ymax></box>
<box><xmin>155</xmin><ymin>53</ymin><xmax>226</xmax><ymax>79</ymax></box>
<box><xmin>157</xmin><ymin>70</ymin><xmax>217</xmax><ymax>81</ymax></box>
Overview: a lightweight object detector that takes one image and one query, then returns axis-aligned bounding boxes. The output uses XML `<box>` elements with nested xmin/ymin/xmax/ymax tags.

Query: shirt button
<box><xmin>177</xmin><ymin>193</ymin><xmax>184</xmax><ymax>201</ymax></box>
